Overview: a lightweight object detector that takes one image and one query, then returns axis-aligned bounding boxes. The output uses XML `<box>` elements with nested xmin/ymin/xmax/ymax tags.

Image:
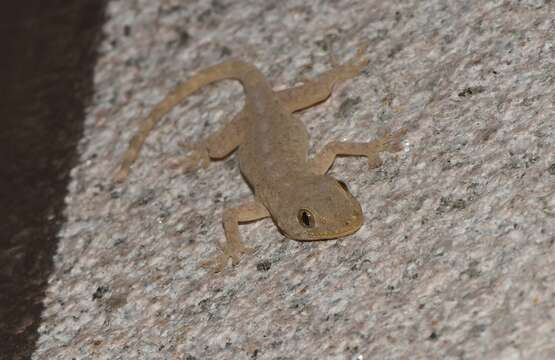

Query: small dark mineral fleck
<box><xmin>458</xmin><ymin>86</ymin><xmax>485</xmax><ymax>97</ymax></box>
<box><xmin>256</xmin><ymin>260</ymin><xmax>271</xmax><ymax>272</ymax></box>
<box><xmin>92</xmin><ymin>285</ymin><xmax>110</xmax><ymax>301</ymax></box>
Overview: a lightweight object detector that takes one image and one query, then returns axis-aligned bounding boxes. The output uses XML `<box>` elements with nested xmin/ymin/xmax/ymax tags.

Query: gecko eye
<box><xmin>337</xmin><ymin>180</ymin><xmax>349</xmax><ymax>192</ymax></box>
<box><xmin>297</xmin><ymin>209</ymin><xmax>315</xmax><ymax>228</ymax></box>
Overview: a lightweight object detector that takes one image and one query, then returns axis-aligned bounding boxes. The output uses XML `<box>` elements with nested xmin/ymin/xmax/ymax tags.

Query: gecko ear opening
<box><xmin>337</xmin><ymin>180</ymin><xmax>349</xmax><ymax>192</ymax></box>
<box><xmin>297</xmin><ymin>209</ymin><xmax>315</xmax><ymax>228</ymax></box>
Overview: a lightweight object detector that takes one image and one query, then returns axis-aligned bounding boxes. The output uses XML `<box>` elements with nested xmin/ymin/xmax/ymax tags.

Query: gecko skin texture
<box><xmin>115</xmin><ymin>44</ymin><xmax>406</xmax><ymax>272</ymax></box>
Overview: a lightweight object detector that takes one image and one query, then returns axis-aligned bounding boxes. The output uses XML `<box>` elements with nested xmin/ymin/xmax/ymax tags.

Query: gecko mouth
<box><xmin>305</xmin><ymin>215</ymin><xmax>363</xmax><ymax>240</ymax></box>
<box><xmin>310</xmin><ymin>225</ymin><xmax>362</xmax><ymax>239</ymax></box>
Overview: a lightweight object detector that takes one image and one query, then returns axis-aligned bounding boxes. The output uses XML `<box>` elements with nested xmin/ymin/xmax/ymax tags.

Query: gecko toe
<box><xmin>388</xmin><ymin>128</ymin><xmax>408</xmax><ymax>152</ymax></box>
<box><xmin>113</xmin><ymin>168</ymin><xmax>129</xmax><ymax>183</ymax></box>
<box><xmin>200</xmin><ymin>254</ymin><xmax>228</xmax><ymax>273</ymax></box>
<box><xmin>368</xmin><ymin>155</ymin><xmax>384</xmax><ymax>169</ymax></box>
<box><xmin>242</xmin><ymin>246</ymin><xmax>256</xmax><ymax>255</ymax></box>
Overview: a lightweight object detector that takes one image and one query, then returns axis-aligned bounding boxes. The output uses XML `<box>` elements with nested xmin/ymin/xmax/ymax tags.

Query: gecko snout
<box><xmin>348</xmin><ymin>211</ymin><xmax>363</xmax><ymax>229</ymax></box>
<box><xmin>345</xmin><ymin>214</ymin><xmax>361</xmax><ymax>226</ymax></box>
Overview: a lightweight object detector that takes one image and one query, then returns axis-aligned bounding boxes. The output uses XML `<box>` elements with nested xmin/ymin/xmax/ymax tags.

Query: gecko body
<box><xmin>115</xmin><ymin>45</ymin><xmax>405</xmax><ymax>272</ymax></box>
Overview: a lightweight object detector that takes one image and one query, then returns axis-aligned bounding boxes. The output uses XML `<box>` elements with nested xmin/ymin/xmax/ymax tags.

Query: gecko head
<box><xmin>270</xmin><ymin>175</ymin><xmax>363</xmax><ymax>241</ymax></box>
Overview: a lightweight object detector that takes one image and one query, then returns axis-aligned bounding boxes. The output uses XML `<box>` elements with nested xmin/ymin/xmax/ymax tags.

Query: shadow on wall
<box><xmin>0</xmin><ymin>1</ymin><xmax>106</xmax><ymax>358</ymax></box>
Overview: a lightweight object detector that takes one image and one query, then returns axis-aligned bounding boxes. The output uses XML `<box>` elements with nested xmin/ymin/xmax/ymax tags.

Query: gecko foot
<box><xmin>331</xmin><ymin>42</ymin><xmax>370</xmax><ymax>81</ymax></box>
<box><xmin>200</xmin><ymin>240</ymin><xmax>255</xmax><ymax>273</ymax></box>
<box><xmin>113</xmin><ymin>167</ymin><xmax>130</xmax><ymax>183</ymax></box>
<box><xmin>166</xmin><ymin>142</ymin><xmax>210</xmax><ymax>173</ymax></box>
<box><xmin>384</xmin><ymin>128</ymin><xmax>408</xmax><ymax>152</ymax></box>
<box><xmin>367</xmin><ymin>128</ymin><xmax>407</xmax><ymax>169</ymax></box>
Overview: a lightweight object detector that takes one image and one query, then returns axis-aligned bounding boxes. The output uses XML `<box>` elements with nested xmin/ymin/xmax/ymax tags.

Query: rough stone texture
<box><xmin>34</xmin><ymin>0</ymin><xmax>554</xmax><ymax>359</ymax></box>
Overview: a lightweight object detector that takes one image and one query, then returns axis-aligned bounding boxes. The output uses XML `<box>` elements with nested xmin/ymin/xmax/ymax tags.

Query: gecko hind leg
<box><xmin>311</xmin><ymin>128</ymin><xmax>407</xmax><ymax>174</ymax></box>
<box><xmin>166</xmin><ymin>111</ymin><xmax>246</xmax><ymax>173</ymax></box>
<box><xmin>277</xmin><ymin>42</ymin><xmax>370</xmax><ymax>113</ymax></box>
<box><xmin>166</xmin><ymin>141</ymin><xmax>210</xmax><ymax>173</ymax></box>
<box><xmin>200</xmin><ymin>201</ymin><xmax>270</xmax><ymax>273</ymax></box>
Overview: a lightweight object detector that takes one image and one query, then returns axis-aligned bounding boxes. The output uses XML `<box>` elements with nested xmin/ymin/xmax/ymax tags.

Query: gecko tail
<box><xmin>113</xmin><ymin>60</ymin><xmax>258</xmax><ymax>183</ymax></box>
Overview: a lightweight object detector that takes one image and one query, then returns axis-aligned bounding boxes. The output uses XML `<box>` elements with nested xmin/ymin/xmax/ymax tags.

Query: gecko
<box><xmin>114</xmin><ymin>44</ymin><xmax>406</xmax><ymax>272</ymax></box>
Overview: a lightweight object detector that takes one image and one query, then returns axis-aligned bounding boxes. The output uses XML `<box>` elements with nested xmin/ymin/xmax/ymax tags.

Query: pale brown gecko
<box><xmin>114</xmin><ymin>44</ymin><xmax>406</xmax><ymax>272</ymax></box>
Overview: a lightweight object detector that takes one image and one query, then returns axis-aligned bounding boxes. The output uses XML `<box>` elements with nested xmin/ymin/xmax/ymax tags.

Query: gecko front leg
<box><xmin>311</xmin><ymin>128</ymin><xmax>407</xmax><ymax>174</ymax></box>
<box><xmin>277</xmin><ymin>42</ymin><xmax>369</xmax><ymax>113</ymax></box>
<box><xmin>200</xmin><ymin>200</ymin><xmax>270</xmax><ymax>273</ymax></box>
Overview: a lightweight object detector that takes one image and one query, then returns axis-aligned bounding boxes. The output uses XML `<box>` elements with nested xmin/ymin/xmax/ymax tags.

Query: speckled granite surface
<box><xmin>34</xmin><ymin>0</ymin><xmax>554</xmax><ymax>359</ymax></box>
